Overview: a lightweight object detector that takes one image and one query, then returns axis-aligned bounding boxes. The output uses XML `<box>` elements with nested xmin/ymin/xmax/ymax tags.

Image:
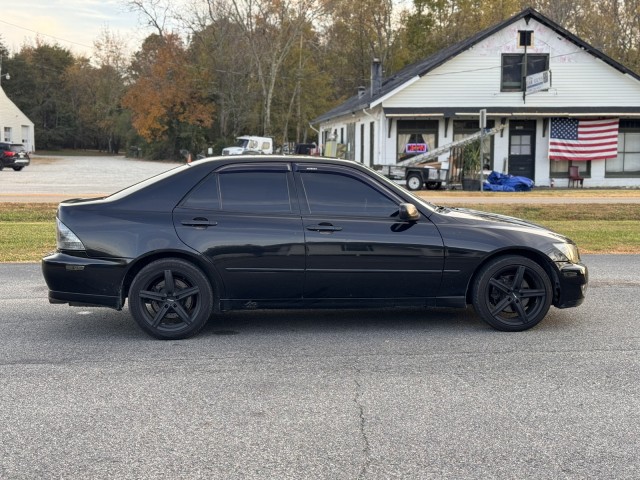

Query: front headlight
<box><xmin>56</xmin><ymin>218</ymin><xmax>86</xmax><ymax>251</ymax></box>
<box><xmin>548</xmin><ymin>242</ymin><xmax>580</xmax><ymax>264</ymax></box>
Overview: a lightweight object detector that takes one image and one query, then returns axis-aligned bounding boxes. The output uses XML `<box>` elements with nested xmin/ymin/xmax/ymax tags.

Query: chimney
<box><xmin>357</xmin><ymin>86</ymin><xmax>366</xmax><ymax>98</ymax></box>
<box><xmin>370</xmin><ymin>58</ymin><xmax>382</xmax><ymax>96</ymax></box>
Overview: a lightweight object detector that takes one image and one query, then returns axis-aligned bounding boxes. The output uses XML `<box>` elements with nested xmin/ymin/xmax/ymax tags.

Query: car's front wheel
<box><xmin>129</xmin><ymin>258</ymin><xmax>214</xmax><ymax>339</ymax></box>
<box><xmin>472</xmin><ymin>255</ymin><xmax>552</xmax><ymax>331</ymax></box>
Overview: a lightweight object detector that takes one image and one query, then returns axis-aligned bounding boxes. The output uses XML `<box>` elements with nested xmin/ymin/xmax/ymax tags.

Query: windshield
<box><xmin>237</xmin><ymin>139</ymin><xmax>249</xmax><ymax>148</ymax></box>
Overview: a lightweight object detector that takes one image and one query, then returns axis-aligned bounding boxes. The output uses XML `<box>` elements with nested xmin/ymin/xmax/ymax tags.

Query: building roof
<box><xmin>314</xmin><ymin>7</ymin><xmax>640</xmax><ymax>124</ymax></box>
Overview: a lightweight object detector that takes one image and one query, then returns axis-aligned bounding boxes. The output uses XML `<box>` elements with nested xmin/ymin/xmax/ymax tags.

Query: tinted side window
<box><xmin>182</xmin><ymin>174</ymin><xmax>220</xmax><ymax>209</ymax></box>
<box><xmin>220</xmin><ymin>171</ymin><xmax>292</xmax><ymax>213</ymax></box>
<box><xmin>300</xmin><ymin>171</ymin><xmax>398</xmax><ymax>217</ymax></box>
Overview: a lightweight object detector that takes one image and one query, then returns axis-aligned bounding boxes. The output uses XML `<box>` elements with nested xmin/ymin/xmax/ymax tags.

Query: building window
<box><xmin>453</xmin><ymin>120</ymin><xmax>494</xmax><ymax>169</ymax></box>
<box><xmin>4</xmin><ymin>127</ymin><xmax>11</xmax><ymax>142</ymax></box>
<box><xmin>518</xmin><ymin>30</ymin><xmax>533</xmax><ymax>47</ymax></box>
<box><xmin>501</xmin><ymin>54</ymin><xmax>549</xmax><ymax>91</ymax></box>
<box><xmin>346</xmin><ymin>122</ymin><xmax>356</xmax><ymax>161</ymax></box>
<box><xmin>550</xmin><ymin>160</ymin><xmax>591</xmax><ymax>178</ymax></box>
<box><xmin>510</xmin><ymin>135</ymin><xmax>531</xmax><ymax>155</ymax></box>
<box><xmin>607</xmin><ymin>120</ymin><xmax>640</xmax><ymax>176</ymax></box>
<box><xmin>396</xmin><ymin>120</ymin><xmax>438</xmax><ymax>163</ymax></box>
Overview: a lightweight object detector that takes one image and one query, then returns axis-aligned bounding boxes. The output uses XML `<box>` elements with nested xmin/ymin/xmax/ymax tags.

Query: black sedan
<box><xmin>42</xmin><ymin>156</ymin><xmax>588</xmax><ymax>339</ymax></box>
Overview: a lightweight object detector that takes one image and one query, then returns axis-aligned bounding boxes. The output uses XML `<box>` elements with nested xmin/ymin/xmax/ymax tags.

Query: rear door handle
<box><xmin>181</xmin><ymin>218</ymin><xmax>218</xmax><ymax>228</ymax></box>
<box><xmin>306</xmin><ymin>223</ymin><xmax>342</xmax><ymax>233</ymax></box>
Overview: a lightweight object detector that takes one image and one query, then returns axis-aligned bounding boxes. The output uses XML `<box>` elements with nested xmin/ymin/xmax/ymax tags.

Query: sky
<box><xmin>0</xmin><ymin>0</ymin><xmax>145</xmax><ymax>57</ymax></box>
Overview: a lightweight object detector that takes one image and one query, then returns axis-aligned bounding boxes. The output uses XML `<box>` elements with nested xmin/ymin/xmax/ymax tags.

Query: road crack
<box><xmin>353</xmin><ymin>365</ymin><xmax>371</xmax><ymax>479</ymax></box>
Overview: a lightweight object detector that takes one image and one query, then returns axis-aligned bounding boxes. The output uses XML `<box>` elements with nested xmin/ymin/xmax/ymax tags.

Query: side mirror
<box><xmin>398</xmin><ymin>203</ymin><xmax>420</xmax><ymax>221</ymax></box>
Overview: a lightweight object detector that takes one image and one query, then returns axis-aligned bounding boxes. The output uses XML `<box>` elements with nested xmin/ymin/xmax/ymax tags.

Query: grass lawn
<box><xmin>1</xmin><ymin>201</ymin><xmax>639</xmax><ymax>262</ymax></box>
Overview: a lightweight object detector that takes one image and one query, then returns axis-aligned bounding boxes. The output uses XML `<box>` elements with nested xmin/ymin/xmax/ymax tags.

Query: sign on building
<box><xmin>526</xmin><ymin>70</ymin><xmax>552</xmax><ymax>94</ymax></box>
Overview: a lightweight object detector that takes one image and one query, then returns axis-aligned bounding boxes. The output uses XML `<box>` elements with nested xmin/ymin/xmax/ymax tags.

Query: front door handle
<box><xmin>306</xmin><ymin>223</ymin><xmax>342</xmax><ymax>233</ymax></box>
<box><xmin>181</xmin><ymin>218</ymin><xmax>218</xmax><ymax>228</ymax></box>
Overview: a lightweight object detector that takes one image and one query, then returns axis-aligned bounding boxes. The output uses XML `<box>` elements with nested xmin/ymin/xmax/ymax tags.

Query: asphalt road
<box><xmin>0</xmin><ymin>256</ymin><xmax>638</xmax><ymax>479</ymax></box>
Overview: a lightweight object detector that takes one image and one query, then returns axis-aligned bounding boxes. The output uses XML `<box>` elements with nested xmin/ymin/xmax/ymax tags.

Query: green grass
<box><xmin>467</xmin><ymin>203</ymin><xmax>640</xmax><ymax>221</ymax></box>
<box><xmin>543</xmin><ymin>221</ymin><xmax>640</xmax><ymax>253</ymax></box>
<box><xmin>1</xmin><ymin>202</ymin><xmax>639</xmax><ymax>262</ymax></box>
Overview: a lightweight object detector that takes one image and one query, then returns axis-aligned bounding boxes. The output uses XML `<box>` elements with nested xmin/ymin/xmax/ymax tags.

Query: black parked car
<box><xmin>0</xmin><ymin>143</ymin><xmax>30</xmax><ymax>171</ymax></box>
<box><xmin>42</xmin><ymin>156</ymin><xmax>588</xmax><ymax>339</ymax></box>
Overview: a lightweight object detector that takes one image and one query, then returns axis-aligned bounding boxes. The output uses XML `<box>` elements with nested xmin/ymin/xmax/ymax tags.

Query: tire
<box><xmin>406</xmin><ymin>174</ymin><xmax>423</xmax><ymax>191</ymax></box>
<box><xmin>12</xmin><ymin>166</ymin><xmax>24</xmax><ymax>171</ymax></box>
<box><xmin>128</xmin><ymin>258</ymin><xmax>214</xmax><ymax>339</ymax></box>
<box><xmin>425</xmin><ymin>182</ymin><xmax>441</xmax><ymax>190</ymax></box>
<box><xmin>472</xmin><ymin>255</ymin><xmax>552</xmax><ymax>332</ymax></box>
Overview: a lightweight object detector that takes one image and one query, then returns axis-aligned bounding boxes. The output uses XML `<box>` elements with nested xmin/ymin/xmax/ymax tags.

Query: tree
<box><xmin>3</xmin><ymin>42</ymin><xmax>76</xmax><ymax>149</ymax></box>
<box><xmin>271</xmin><ymin>24</ymin><xmax>334</xmax><ymax>146</ymax></box>
<box><xmin>320</xmin><ymin>0</ymin><xmax>407</xmax><ymax>101</ymax></box>
<box><xmin>214</xmin><ymin>0</ymin><xmax>330</xmax><ymax>136</ymax></box>
<box><xmin>123</xmin><ymin>34</ymin><xmax>215</xmax><ymax>158</ymax></box>
<box><xmin>189</xmin><ymin>18</ymin><xmax>259</xmax><ymax>142</ymax></box>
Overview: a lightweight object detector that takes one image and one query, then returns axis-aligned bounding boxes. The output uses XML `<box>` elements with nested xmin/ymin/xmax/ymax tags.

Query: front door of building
<box><xmin>509</xmin><ymin>120</ymin><xmax>536</xmax><ymax>179</ymax></box>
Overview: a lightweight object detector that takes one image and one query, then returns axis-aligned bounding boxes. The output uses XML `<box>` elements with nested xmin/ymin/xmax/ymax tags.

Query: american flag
<box><xmin>549</xmin><ymin>118</ymin><xmax>619</xmax><ymax>161</ymax></box>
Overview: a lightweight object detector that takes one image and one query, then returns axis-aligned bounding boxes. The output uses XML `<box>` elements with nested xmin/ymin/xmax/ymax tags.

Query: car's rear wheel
<box><xmin>129</xmin><ymin>258</ymin><xmax>213</xmax><ymax>339</ymax></box>
<box><xmin>12</xmin><ymin>166</ymin><xmax>24</xmax><ymax>171</ymax></box>
<box><xmin>472</xmin><ymin>255</ymin><xmax>552</xmax><ymax>331</ymax></box>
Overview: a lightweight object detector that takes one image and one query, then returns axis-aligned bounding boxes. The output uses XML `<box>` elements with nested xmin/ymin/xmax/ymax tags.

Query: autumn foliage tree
<box><xmin>123</xmin><ymin>33</ymin><xmax>214</xmax><ymax>159</ymax></box>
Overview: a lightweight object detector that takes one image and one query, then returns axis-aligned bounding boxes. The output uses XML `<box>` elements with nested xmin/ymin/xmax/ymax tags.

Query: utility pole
<box><xmin>479</xmin><ymin>109</ymin><xmax>486</xmax><ymax>192</ymax></box>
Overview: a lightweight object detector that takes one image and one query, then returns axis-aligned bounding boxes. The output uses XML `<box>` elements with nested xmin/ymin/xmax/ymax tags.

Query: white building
<box><xmin>314</xmin><ymin>8</ymin><xmax>640</xmax><ymax>188</ymax></box>
<box><xmin>0</xmin><ymin>85</ymin><xmax>35</xmax><ymax>151</ymax></box>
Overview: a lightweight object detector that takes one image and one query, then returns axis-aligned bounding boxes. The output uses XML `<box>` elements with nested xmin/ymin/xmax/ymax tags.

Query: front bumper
<box><xmin>42</xmin><ymin>252</ymin><xmax>130</xmax><ymax>310</ymax></box>
<box><xmin>554</xmin><ymin>262</ymin><xmax>588</xmax><ymax>308</ymax></box>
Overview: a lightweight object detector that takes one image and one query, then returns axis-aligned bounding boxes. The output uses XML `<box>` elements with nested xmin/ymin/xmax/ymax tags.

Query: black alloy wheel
<box><xmin>472</xmin><ymin>255</ymin><xmax>552</xmax><ymax>331</ymax></box>
<box><xmin>129</xmin><ymin>258</ymin><xmax>214</xmax><ymax>339</ymax></box>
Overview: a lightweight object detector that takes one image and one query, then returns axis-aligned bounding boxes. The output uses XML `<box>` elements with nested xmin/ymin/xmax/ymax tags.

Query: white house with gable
<box><xmin>314</xmin><ymin>8</ymin><xmax>640</xmax><ymax>187</ymax></box>
<box><xmin>0</xmin><ymin>85</ymin><xmax>35</xmax><ymax>152</ymax></box>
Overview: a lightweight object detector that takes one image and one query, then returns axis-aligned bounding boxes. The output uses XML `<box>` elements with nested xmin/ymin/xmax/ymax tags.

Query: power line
<box><xmin>0</xmin><ymin>19</ymin><xmax>94</xmax><ymax>50</ymax></box>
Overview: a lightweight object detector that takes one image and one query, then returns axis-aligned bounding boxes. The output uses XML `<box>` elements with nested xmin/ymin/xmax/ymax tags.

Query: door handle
<box><xmin>306</xmin><ymin>223</ymin><xmax>342</xmax><ymax>232</ymax></box>
<box><xmin>181</xmin><ymin>218</ymin><xmax>218</xmax><ymax>227</ymax></box>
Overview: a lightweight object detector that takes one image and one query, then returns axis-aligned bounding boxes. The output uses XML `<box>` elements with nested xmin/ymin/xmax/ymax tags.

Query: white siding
<box><xmin>386</xmin><ymin>18</ymin><xmax>640</xmax><ymax>109</ymax></box>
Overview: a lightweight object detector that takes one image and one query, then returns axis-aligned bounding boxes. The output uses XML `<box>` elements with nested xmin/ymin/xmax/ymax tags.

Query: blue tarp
<box><xmin>483</xmin><ymin>171</ymin><xmax>535</xmax><ymax>192</ymax></box>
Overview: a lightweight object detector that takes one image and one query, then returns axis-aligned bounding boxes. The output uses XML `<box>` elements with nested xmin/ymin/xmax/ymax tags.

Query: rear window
<box><xmin>10</xmin><ymin>145</ymin><xmax>25</xmax><ymax>153</ymax></box>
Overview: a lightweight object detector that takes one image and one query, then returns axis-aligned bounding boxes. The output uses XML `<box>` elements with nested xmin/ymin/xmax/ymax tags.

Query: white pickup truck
<box><xmin>222</xmin><ymin>136</ymin><xmax>273</xmax><ymax>155</ymax></box>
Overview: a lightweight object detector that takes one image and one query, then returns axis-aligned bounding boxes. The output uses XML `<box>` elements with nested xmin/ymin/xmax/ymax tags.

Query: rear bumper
<box><xmin>42</xmin><ymin>252</ymin><xmax>130</xmax><ymax>310</ymax></box>
<box><xmin>554</xmin><ymin>262</ymin><xmax>588</xmax><ymax>308</ymax></box>
<box><xmin>2</xmin><ymin>156</ymin><xmax>30</xmax><ymax>167</ymax></box>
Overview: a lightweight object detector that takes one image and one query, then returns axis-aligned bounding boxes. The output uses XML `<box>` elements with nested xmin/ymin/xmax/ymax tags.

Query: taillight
<box><xmin>56</xmin><ymin>218</ymin><xmax>86</xmax><ymax>251</ymax></box>
<box><xmin>3</xmin><ymin>151</ymin><xmax>15</xmax><ymax>157</ymax></box>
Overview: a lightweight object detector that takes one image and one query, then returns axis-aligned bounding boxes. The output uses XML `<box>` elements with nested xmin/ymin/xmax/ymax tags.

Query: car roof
<box><xmin>197</xmin><ymin>155</ymin><xmax>361</xmax><ymax>168</ymax></box>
